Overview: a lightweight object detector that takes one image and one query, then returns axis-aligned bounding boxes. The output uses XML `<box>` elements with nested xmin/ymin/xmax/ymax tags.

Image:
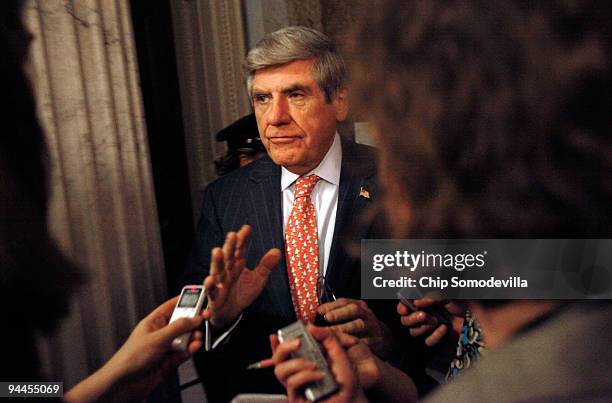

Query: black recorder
<box><xmin>277</xmin><ymin>321</ymin><xmax>339</xmax><ymax>402</ymax></box>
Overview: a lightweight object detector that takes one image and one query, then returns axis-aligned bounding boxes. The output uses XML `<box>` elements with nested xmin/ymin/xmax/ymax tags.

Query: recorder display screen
<box><xmin>179</xmin><ymin>288</ymin><xmax>203</xmax><ymax>307</ymax></box>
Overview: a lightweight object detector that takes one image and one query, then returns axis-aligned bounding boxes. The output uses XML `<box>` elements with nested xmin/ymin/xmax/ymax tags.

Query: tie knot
<box><xmin>294</xmin><ymin>175</ymin><xmax>319</xmax><ymax>199</ymax></box>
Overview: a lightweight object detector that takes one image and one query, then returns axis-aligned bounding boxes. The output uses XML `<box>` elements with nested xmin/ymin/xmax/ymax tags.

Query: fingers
<box><xmin>160</xmin><ymin>325</ymin><xmax>202</xmax><ymax>373</ymax></box>
<box><xmin>254</xmin><ymin>248</ymin><xmax>282</xmax><ymax>279</ymax></box>
<box><xmin>235</xmin><ymin>225</ymin><xmax>252</xmax><ymax>260</ymax></box>
<box><xmin>270</xmin><ymin>334</ymin><xmax>280</xmax><ymax>353</ymax></box>
<box><xmin>398</xmin><ymin>300</ymin><xmax>460</xmax><ymax>344</ymax></box>
<box><xmin>412</xmin><ymin>297</ymin><xmax>439</xmax><ymax>309</ymax></box>
<box><xmin>204</xmin><ymin>248</ymin><xmax>224</xmax><ymax>304</ymax></box>
<box><xmin>320</xmin><ymin>332</ymin><xmax>355</xmax><ymax>384</ymax></box>
<box><xmin>359</xmin><ymin>336</ymin><xmax>380</xmax><ymax>348</ymax></box>
<box><xmin>145</xmin><ymin>296</ymin><xmax>180</xmax><ymax>323</ymax></box>
<box><xmin>306</xmin><ymin>323</ymin><xmax>332</xmax><ymax>341</ymax></box>
<box><xmin>324</xmin><ymin>303</ymin><xmax>361</xmax><ymax>323</ymax></box>
<box><xmin>317</xmin><ymin>299</ymin><xmax>376</xmax><ymax>339</ymax></box>
<box><xmin>221</xmin><ymin>226</ymin><xmax>251</xmax><ymax>287</ymax></box>
<box><xmin>318</xmin><ymin>298</ymin><xmax>370</xmax><ymax>323</ymax></box>
<box><xmin>399</xmin><ymin>310</ymin><xmax>438</xmax><ymax>328</ymax></box>
<box><xmin>208</xmin><ymin>247</ymin><xmax>225</xmax><ymax>291</ymax></box>
<box><xmin>424</xmin><ymin>324</ymin><xmax>448</xmax><ymax>347</ymax></box>
<box><xmin>203</xmin><ymin>274</ymin><xmax>220</xmax><ymax>303</ymax></box>
<box><xmin>161</xmin><ymin>330</ymin><xmax>204</xmax><ymax>373</ymax></box>
<box><xmin>206</xmin><ymin>243</ymin><xmax>244</xmax><ymax>304</ymax></box>
<box><xmin>305</xmin><ymin>326</ymin><xmax>362</xmax><ymax>363</ymax></box>
<box><xmin>209</xmin><ymin>228</ymin><xmax>277</xmax><ymax>292</ymax></box>
<box><xmin>275</xmin><ymin>358</ymin><xmax>319</xmax><ymax>387</ymax></box>
<box><xmin>272</xmin><ymin>328</ymin><xmax>357</xmax><ymax>402</ymax></box>
<box><xmin>155</xmin><ymin>316</ymin><xmax>203</xmax><ymax>344</ymax></box>
<box><xmin>331</xmin><ymin>318</ymin><xmax>368</xmax><ymax>336</ymax></box>
<box><xmin>285</xmin><ymin>369</ymin><xmax>325</xmax><ymax>398</ymax></box>
<box><xmin>222</xmin><ymin>232</ymin><xmax>238</xmax><ymax>279</ymax></box>
<box><xmin>210</xmin><ymin>227</ymin><xmax>248</xmax><ymax>291</ymax></box>
<box><xmin>397</xmin><ymin>302</ymin><xmax>413</xmax><ymax>316</ymax></box>
<box><xmin>399</xmin><ymin>309</ymin><xmax>441</xmax><ymax>339</ymax></box>
<box><xmin>139</xmin><ymin>296</ymin><xmax>180</xmax><ymax>333</ymax></box>
<box><xmin>273</xmin><ymin>338</ymin><xmax>316</xmax><ymax>386</ymax></box>
<box><xmin>321</xmin><ymin>331</ymin><xmax>349</xmax><ymax>361</ymax></box>
<box><xmin>317</xmin><ymin>297</ymin><xmax>356</xmax><ymax>316</ymax></box>
<box><xmin>202</xmin><ymin>248</ymin><xmax>224</xmax><ymax>312</ymax></box>
<box><xmin>334</xmin><ymin>332</ymin><xmax>360</xmax><ymax>348</ymax></box>
<box><xmin>272</xmin><ymin>338</ymin><xmax>301</xmax><ymax>365</ymax></box>
<box><xmin>224</xmin><ymin>232</ymin><xmax>248</xmax><ymax>287</ymax></box>
<box><xmin>200</xmin><ymin>307</ymin><xmax>212</xmax><ymax>321</ymax></box>
<box><xmin>409</xmin><ymin>323</ymin><xmax>438</xmax><ymax>337</ymax></box>
<box><xmin>184</xmin><ymin>330</ymin><xmax>203</xmax><ymax>355</ymax></box>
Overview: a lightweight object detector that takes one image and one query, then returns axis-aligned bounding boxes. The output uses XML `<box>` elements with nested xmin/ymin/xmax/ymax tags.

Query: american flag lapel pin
<box><xmin>359</xmin><ymin>186</ymin><xmax>370</xmax><ymax>199</ymax></box>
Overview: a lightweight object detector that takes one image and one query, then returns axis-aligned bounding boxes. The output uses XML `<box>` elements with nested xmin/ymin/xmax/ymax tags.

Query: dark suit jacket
<box><xmin>183</xmin><ymin>137</ymin><xmax>385</xmax><ymax>401</ymax></box>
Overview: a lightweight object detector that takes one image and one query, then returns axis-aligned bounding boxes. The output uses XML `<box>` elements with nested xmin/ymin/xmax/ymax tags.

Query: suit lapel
<box><xmin>247</xmin><ymin>158</ymin><xmax>295</xmax><ymax>321</ymax></box>
<box><xmin>326</xmin><ymin>138</ymin><xmax>377</xmax><ymax>297</ymax></box>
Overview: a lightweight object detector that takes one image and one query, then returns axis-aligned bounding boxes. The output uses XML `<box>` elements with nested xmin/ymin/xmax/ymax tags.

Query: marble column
<box><xmin>24</xmin><ymin>0</ymin><xmax>166</xmax><ymax>387</ymax></box>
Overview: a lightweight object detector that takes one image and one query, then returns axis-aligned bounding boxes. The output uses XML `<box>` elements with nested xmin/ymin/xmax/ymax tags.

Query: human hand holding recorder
<box><xmin>271</xmin><ymin>324</ymin><xmax>368</xmax><ymax>403</ymax></box>
<box><xmin>64</xmin><ymin>295</ymin><xmax>208</xmax><ymax>403</ymax></box>
<box><xmin>271</xmin><ymin>324</ymin><xmax>417</xmax><ymax>403</ymax></box>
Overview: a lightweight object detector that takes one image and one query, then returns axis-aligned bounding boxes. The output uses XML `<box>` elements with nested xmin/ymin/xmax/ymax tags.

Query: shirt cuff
<box><xmin>204</xmin><ymin>313</ymin><xmax>244</xmax><ymax>351</ymax></box>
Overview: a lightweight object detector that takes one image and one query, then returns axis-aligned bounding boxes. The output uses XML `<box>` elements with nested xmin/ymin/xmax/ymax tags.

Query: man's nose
<box><xmin>266</xmin><ymin>97</ymin><xmax>291</xmax><ymax>126</ymax></box>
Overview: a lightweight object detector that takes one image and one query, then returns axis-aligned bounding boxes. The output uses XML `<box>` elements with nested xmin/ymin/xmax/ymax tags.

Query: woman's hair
<box><xmin>348</xmin><ymin>0</ymin><xmax>612</xmax><ymax>238</ymax></box>
<box><xmin>0</xmin><ymin>0</ymin><xmax>82</xmax><ymax>341</ymax></box>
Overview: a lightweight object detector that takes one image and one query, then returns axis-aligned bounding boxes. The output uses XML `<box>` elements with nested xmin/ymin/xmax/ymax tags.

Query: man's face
<box><xmin>251</xmin><ymin>58</ymin><xmax>348</xmax><ymax>175</ymax></box>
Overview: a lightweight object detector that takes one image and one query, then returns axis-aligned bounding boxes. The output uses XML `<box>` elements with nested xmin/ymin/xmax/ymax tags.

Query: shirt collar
<box><xmin>281</xmin><ymin>133</ymin><xmax>342</xmax><ymax>191</ymax></box>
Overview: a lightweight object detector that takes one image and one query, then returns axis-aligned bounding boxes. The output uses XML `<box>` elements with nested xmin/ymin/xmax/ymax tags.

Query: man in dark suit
<box><xmin>183</xmin><ymin>26</ymin><xmax>398</xmax><ymax>402</ymax></box>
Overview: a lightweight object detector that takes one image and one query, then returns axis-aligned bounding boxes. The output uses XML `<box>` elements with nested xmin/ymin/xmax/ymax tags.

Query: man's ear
<box><xmin>333</xmin><ymin>87</ymin><xmax>349</xmax><ymax>122</ymax></box>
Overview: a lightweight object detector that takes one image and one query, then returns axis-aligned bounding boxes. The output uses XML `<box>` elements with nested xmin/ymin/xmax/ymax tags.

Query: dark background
<box><xmin>130</xmin><ymin>0</ymin><xmax>194</xmax><ymax>295</ymax></box>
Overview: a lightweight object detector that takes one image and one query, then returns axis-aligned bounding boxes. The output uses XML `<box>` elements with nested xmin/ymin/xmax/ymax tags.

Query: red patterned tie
<box><xmin>285</xmin><ymin>174</ymin><xmax>320</xmax><ymax>322</ymax></box>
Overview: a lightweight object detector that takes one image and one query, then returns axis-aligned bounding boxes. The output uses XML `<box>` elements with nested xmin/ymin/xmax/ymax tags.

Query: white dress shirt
<box><xmin>281</xmin><ymin>132</ymin><xmax>342</xmax><ymax>277</ymax></box>
<box><xmin>206</xmin><ymin>133</ymin><xmax>343</xmax><ymax>349</ymax></box>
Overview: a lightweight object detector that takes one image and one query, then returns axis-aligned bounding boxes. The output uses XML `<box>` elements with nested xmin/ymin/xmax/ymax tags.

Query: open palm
<box><xmin>203</xmin><ymin>225</ymin><xmax>282</xmax><ymax>329</ymax></box>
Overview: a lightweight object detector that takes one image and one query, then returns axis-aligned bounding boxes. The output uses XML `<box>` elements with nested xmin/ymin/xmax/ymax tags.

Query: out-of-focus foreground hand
<box><xmin>397</xmin><ymin>298</ymin><xmax>465</xmax><ymax>346</ymax></box>
<box><xmin>317</xmin><ymin>298</ymin><xmax>395</xmax><ymax>359</ymax></box>
<box><xmin>334</xmin><ymin>332</ymin><xmax>381</xmax><ymax>390</ymax></box>
<box><xmin>203</xmin><ymin>224</ymin><xmax>282</xmax><ymax>330</ymax></box>
<box><xmin>65</xmin><ymin>296</ymin><xmax>206</xmax><ymax>403</ymax></box>
<box><xmin>271</xmin><ymin>324</ymin><xmax>369</xmax><ymax>403</ymax></box>
<box><xmin>335</xmin><ymin>332</ymin><xmax>419</xmax><ymax>403</ymax></box>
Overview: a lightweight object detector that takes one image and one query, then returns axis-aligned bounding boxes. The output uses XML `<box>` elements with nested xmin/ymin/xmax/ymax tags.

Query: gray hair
<box><xmin>245</xmin><ymin>26</ymin><xmax>346</xmax><ymax>102</ymax></box>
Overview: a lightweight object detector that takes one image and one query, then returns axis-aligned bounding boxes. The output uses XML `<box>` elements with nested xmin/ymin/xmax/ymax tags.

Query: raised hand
<box><xmin>203</xmin><ymin>225</ymin><xmax>282</xmax><ymax>330</ymax></box>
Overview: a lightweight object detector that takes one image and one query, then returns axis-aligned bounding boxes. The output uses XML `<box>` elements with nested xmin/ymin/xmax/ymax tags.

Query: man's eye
<box><xmin>254</xmin><ymin>94</ymin><xmax>270</xmax><ymax>104</ymax></box>
<box><xmin>289</xmin><ymin>92</ymin><xmax>305</xmax><ymax>99</ymax></box>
